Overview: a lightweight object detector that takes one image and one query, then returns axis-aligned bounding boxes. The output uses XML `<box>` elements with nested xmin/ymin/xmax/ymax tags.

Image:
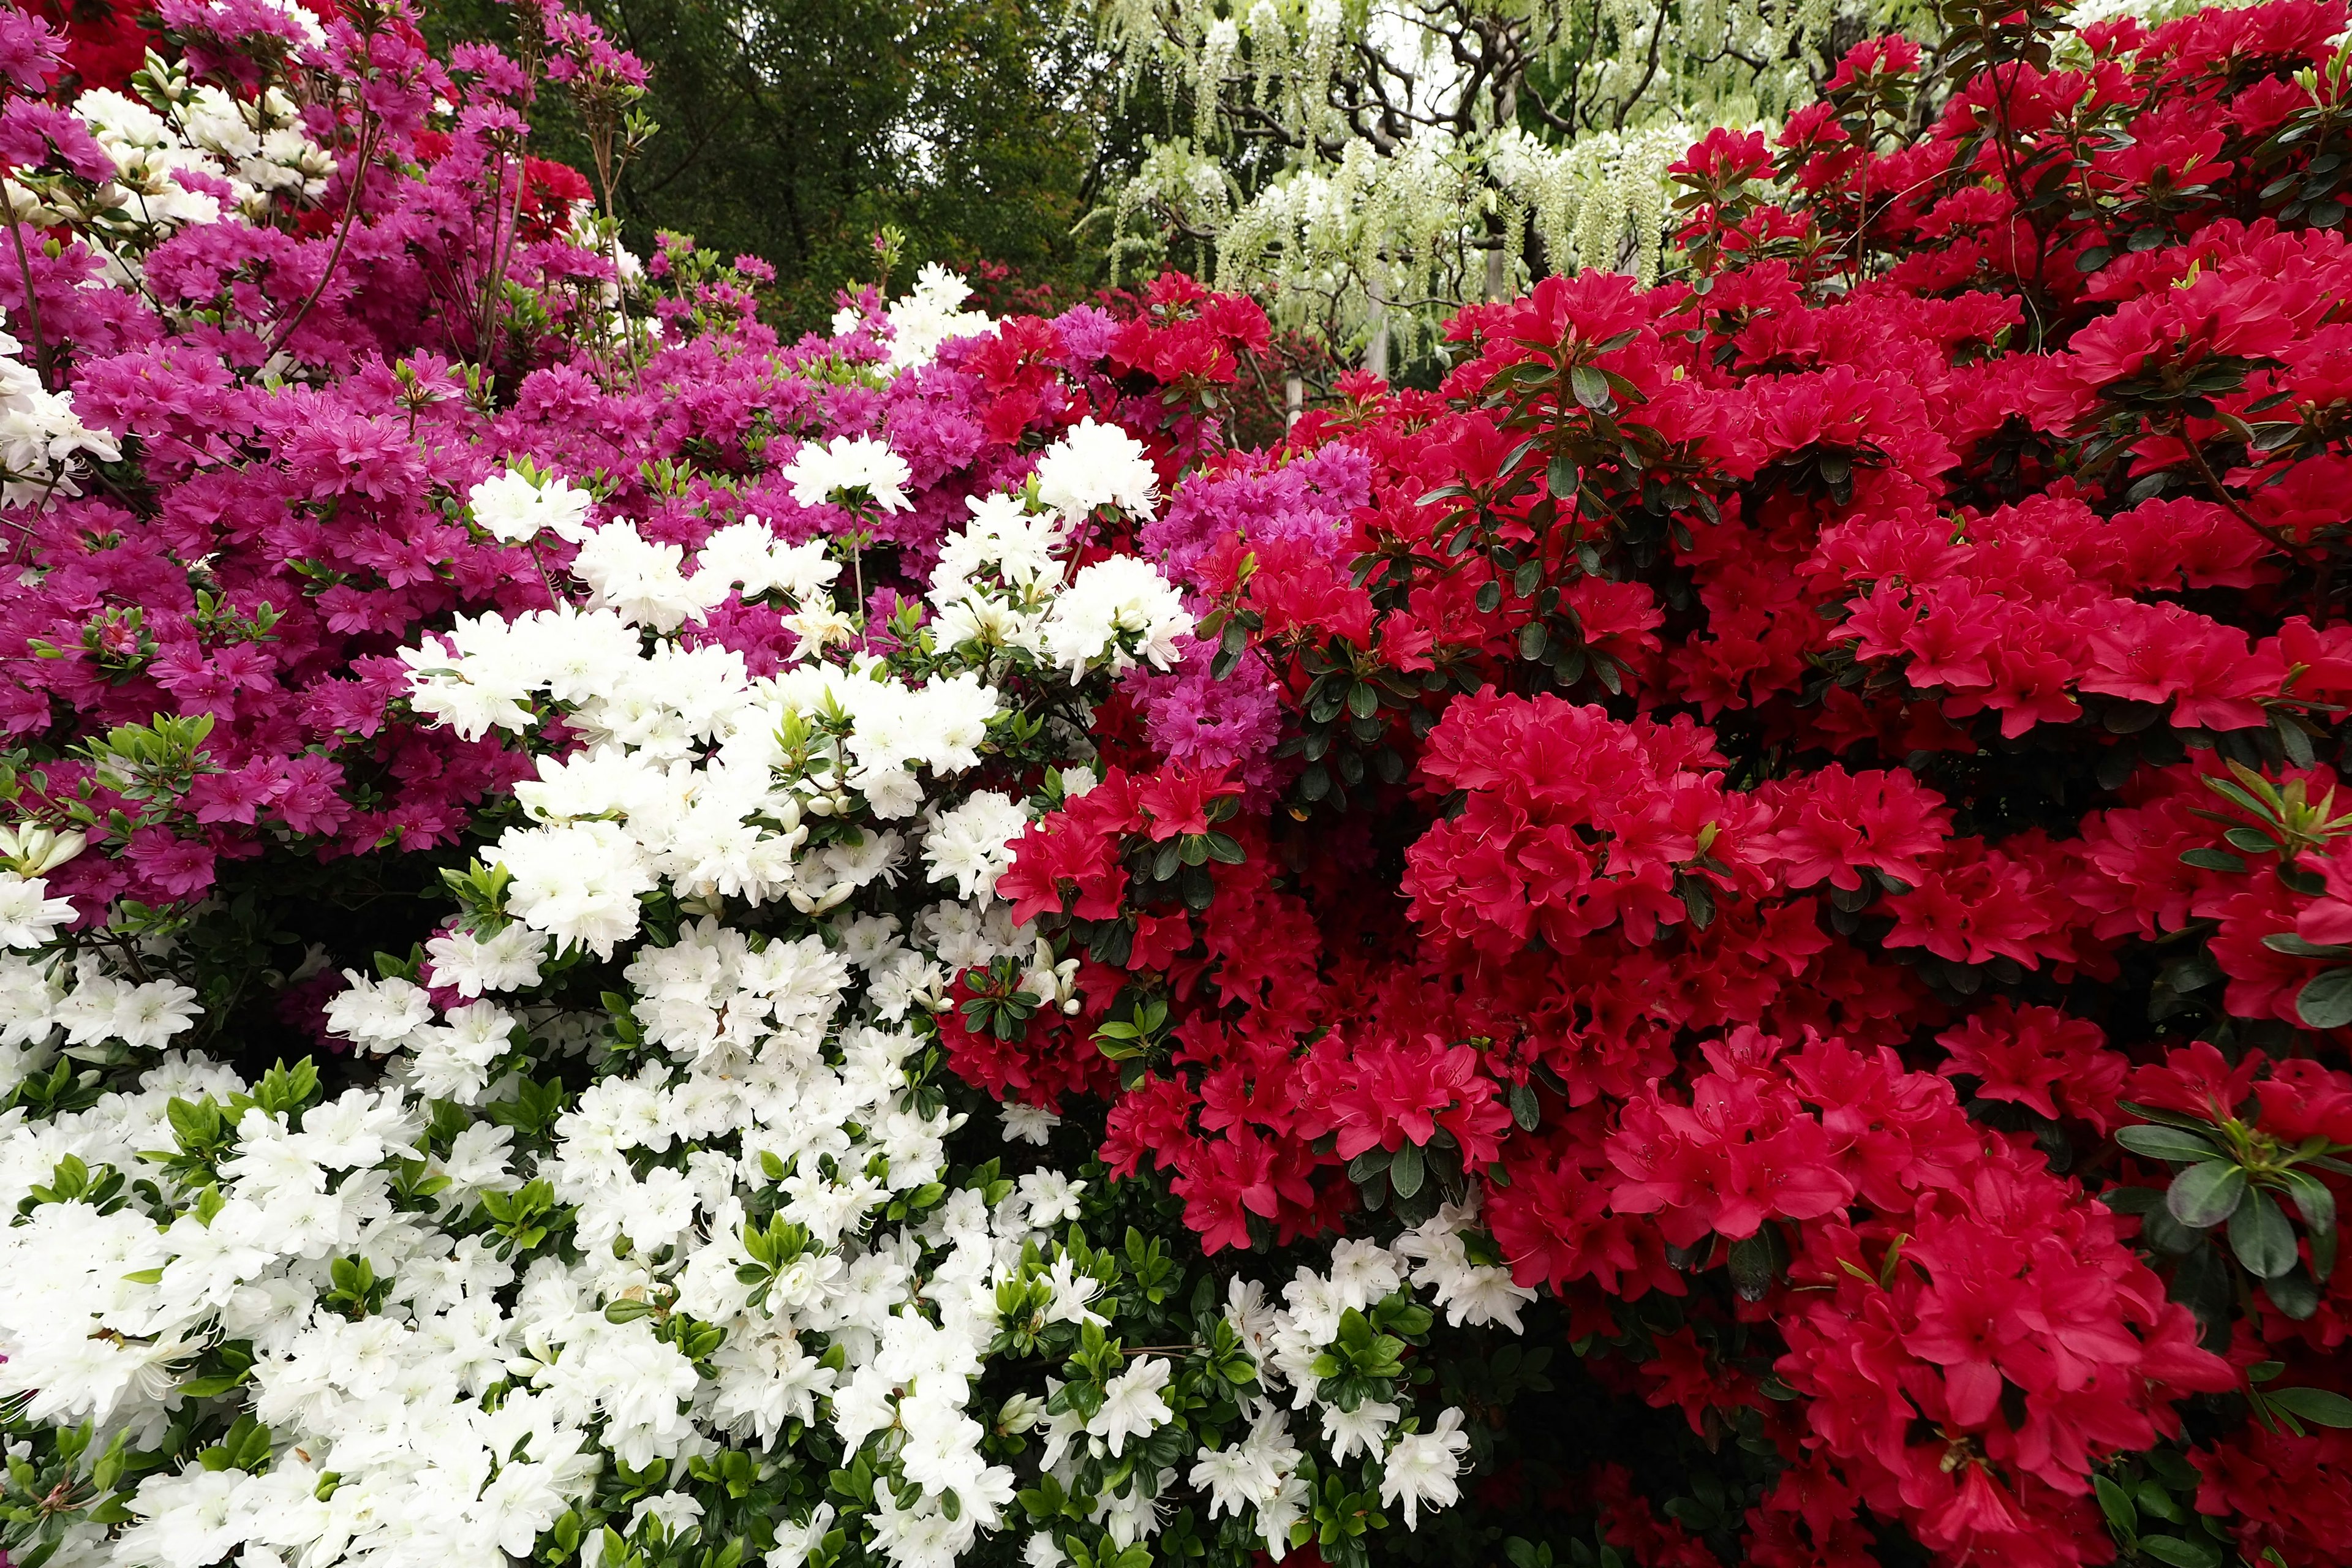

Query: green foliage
<box><xmin>426</xmin><ymin>0</ymin><xmax>1114</xmax><ymax>332</ymax></box>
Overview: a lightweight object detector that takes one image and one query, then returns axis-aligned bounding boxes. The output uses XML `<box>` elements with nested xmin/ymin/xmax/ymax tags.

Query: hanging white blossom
<box><xmin>1095</xmin><ymin>0</ymin><xmax>1829</xmax><ymax>361</ymax></box>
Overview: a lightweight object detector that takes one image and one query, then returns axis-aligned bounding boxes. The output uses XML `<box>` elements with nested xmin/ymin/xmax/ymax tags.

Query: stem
<box><xmin>472</xmin><ymin>148</ymin><xmax>510</xmax><ymax>371</ymax></box>
<box><xmin>2177</xmin><ymin>420</ymin><xmax>2318</xmax><ymax>565</ymax></box>
<box><xmin>606</xmin><ymin>222</ymin><xmax>636</xmax><ymax>380</ymax></box>
<box><xmin>264</xmin><ymin>108</ymin><xmax>380</xmax><ymax>365</ymax></box>
<box><xmin>2176</xmin><ymin>418</ymin><xmax>2333</xmax><ymax>627</ymax></box>
<box><xmin>1</xmin><ymin>181</ymin><xmax>53</xmax><ymax>388</ymax></box>
<box><xmin>528</xmin><ymin>543</ymin><xmax>562</xmax><ymax>607</ymax></box>
<box><xmin>483</xmin><ymin>160</ymin><xmax>528</xmax><ymax>383</ymax></box>
<box><xmin>91</xmin><ymin>929</ymin><xmax>154</xmax><ymax>985</ymax></box>
<box><xmin>583</xmin><ymin>97</ymin><xmax>639</xmax><ymax>380</ymax></box>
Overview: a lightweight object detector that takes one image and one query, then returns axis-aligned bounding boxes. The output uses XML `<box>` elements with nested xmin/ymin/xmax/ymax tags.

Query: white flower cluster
<box><xmin>0</xmin><ymin>1050</ymin><xmax>1489</xmax><ymax>1568</ymax></box>
<box><xmin>783</xmin><ymin>435</ymin><xmax>916</xmax><ymax>518</ymax></box>
<box><xmin>924</xmin><ymin>496</ymin><xmax>1189</xmax><ymax>681</ymax></box>
<box><xmin>1208</xmin><ymin>1226</ymin><xmax>1512</xmax><ymax>1536</ymax></box>
<box><xmin>0</xmin><ymin>828</ymin><xmax>185</xmax><ymax>1092</ymax></box>
<box><xmin>831</xmin><ymin>264</ymin><xmax>995</xmax><ymax>373</ymax></box>
<box><xmin>1044</xmin><ymin>557</ymin><xmax>1191</xmax><ymax>676</ymax></box>
<box><xmin>0</xmin><ymin>444</ymin><xmax>1496</xmax><ymax>1568</ymax></box>
<box><xmin>12</xmin><ymin>63</ymin><xmax>334</xmax><ymax>285</ymax></box>
<box><xmin>919</xmin><ymin>418</ymin><xmax>1185</xmax><ymax>679</ymax></box>
<box><xmin>0</xmin><ymin>1058</ymin><xmax>592</xmax><ymax>1568</ymax></box>
<box><xmin>0</xmin><ymin>318</ymin><xmax>123</xmax><ymax>509</ymax></box>
<box><xmin>467</xmin><ymin>468</ymin><xmax>598</xmax><ymax>546</ymax></box>
<box><xmin>1030</xmin><ymin>418</ymin><xmax>1161</xmax><ymax>526</ymax></box>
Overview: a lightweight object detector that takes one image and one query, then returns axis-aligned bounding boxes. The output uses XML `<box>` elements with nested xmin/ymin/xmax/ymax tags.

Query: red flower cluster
<box><xmin>1402</xmin><ymin>693</ymin><xmax>1765</xmax><ymax>951</ymax></box>
<box><xmin>957</xmin><ymin>6</ymin><xmax>2352</xmax><ymax>1563</ymax></box>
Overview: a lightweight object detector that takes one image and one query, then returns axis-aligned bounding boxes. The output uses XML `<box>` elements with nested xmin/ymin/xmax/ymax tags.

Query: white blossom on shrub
<box><xmin>0</xmin><ymin>443</ymin><xmax>1488</xmax><ymax>1568</ymax></box>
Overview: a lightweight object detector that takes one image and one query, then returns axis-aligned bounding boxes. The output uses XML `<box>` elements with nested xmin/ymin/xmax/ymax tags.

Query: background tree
<box><xmin>1091</xmin><ymin>0</ymin><xmax>1885</xmax><ymax>374</ymax></box>
<box><xmin>427</xmin><ymin>0</ymin><xmax>1120</xmax><ymax>332</ymax></box>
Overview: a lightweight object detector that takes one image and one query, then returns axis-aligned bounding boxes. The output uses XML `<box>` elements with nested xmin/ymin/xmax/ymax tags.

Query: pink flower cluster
<box><xmin>0</xmin><ymin>3</ymin><xmax>1272</xmax><ymax>1057</ymax></box>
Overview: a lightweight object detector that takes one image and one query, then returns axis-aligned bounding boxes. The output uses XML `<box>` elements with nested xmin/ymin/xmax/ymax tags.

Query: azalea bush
<box><xmin>0</xmin><ymin>0</ymin><xmax>1274</xmax><ymax>1069</ymax></box>
<box><xmin>976</xmin><ymin>2</ymin><xmax>2352</xmax><ymax>1566</ymax></box>
<box><xmin>0</xmin><ymin>5</ymin><xmax>1498</xmax><ymax>1568</ymax></box>
<box><xmin>1</xmin><ymin>433</ymin><xmax>1510</xmax><ymax>1568</ymax></box>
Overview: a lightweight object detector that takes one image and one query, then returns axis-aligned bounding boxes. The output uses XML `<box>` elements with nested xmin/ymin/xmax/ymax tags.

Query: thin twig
<box><xmin>472</xmin><ymin>146</ymin><xmax>511</xmax><ymax>370</ymax></box>
<box><xmin>263</xmin><ymin>111</ymin><xmax>380</xmax><ymax>366</ymax></box>
<box><xmin>2</xmin><ymin>187</ymin><xmax>53</xmax><ymax>388</ymax></box>
<box><xmin>2178</xmin><ymin>420</ymin><xmax>2318</xmax><ymax>566</ymax></box>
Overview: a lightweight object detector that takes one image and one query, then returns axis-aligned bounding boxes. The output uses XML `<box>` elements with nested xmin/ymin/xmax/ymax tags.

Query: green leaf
<box><xmin>2140</xmin><ymin>1200</ymin><xmax>2206</xmax><ymax>1256</ymax></box>
<box><xmin>2267</xmin><ymin>1386</ymin><xmax>2352</xmax><ymax>1427</ymax></box>
<box><xmin>2278</xmin><ymin>1167</ymin><xmax>2338</xmax><ymax>1280</ymax></box>
<box><xmin>179</xmin><ymin>1372</ymin><xmax>249</xmax><ymax>1400</ymax></box>
<box><xmin>1726</xmin><ymin>1229</ymin><xmax>1784</xmax><ymax>1302</ymax></box>
<box><xmin>2263</xmin><ymin>933</ymin><xmax>2352</xmax><ymax>960</ymax></box>
<box><xmin>2280</xmin><ymin>861</ymin><xmax>2329</xmax><ymax>897</ymax></box>
<box><xmin>2118</xmin><ymin>1099</ymin><xmax>2222</xmax><ymax>1131</ymax></box>
<box><xmin>2297</xmin><ymin>966</ymin><xmax>2352</xmax><ymax>1030</ymax></box>
<box><xmin>2179</xmin><ymin>847</ymin><xmax>2247</xmax><ymax>873</ymax></box>
<box><xmin>2277</xmin><ymin>1166</ymin><xmax>2337</xmax><ymax>1240</ymax></box>
<box><xmin>2157</xmin><ymin>951</ymin><xmax>2224</xmax><ymax>998</ymax></box>
<box><xmin>2115</xmin><ymin>1125</ymin><xmax>2222</xmax><ymax>1163</ymax></box>
<box><xmin>2166</xmin><ymin>1161</ymin><xmax>2248</xmax><ymax>1229</ymax></box>
<box><xmin>2092</xmin><ymin>1473</ymin><xmax>2136</xmax><ymax>1538</ymax></box>
<box><xmin>2230</xmin><ymin>1189</ymin><xmax>2299</xmax><ymax>1278</ymax></box>
<box><xmin>1389</xmin><ymin>1143</ymin><xmax>1425</xmax><ymax>1200</ymax></box>
<box><xmin>2136</xmin><ymin>1534</ymin><xmax>2222</xmax><ymax>1568</ymax></box>
<box><xmin>2133</xmin><ymin>1479</ymin><xmax>2185</xmax><ymax>1525</ymax></box>
<box><xmin>1570</xmin><ymin>364</ymin><xmax>1611</xmax><ymax>410</ymax></box>
<box><xmin>2264</xmin><ymin>1266</ymin><xmax>2322</xmax><ymax>1320</ymax></box>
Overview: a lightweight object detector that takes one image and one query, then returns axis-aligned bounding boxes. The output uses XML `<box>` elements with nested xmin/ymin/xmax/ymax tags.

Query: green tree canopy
<box><xmin>429</xmin><ymin>0</ymin><xmax>1115</xmax><ymax>331</ymax></box>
